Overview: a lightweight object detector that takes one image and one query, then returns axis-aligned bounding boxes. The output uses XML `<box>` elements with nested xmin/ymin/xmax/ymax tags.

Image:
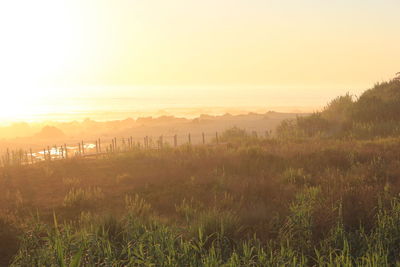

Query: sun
<box><xmin>0</xmin><ymin>86</ymin><xmax>51</xmax><ymax>123</ymax></box>
<box><xmin>0</xmin><ymin>1</ymin><xmax>80</xmax><ymax>122</ymax></box>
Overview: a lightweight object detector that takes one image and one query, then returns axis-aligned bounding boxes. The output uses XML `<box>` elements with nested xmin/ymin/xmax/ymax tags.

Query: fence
<box><xmin>0</xmin><ymin>129</ymin><xmax>273</xmax><ymax>167</ymax></box>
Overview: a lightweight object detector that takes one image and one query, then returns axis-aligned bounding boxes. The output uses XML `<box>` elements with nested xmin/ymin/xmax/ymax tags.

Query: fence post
<box><xmin>78</xmin><ymin>143</ymin><xmax>81</xmax><ymax>155</ymax></box>
<box><xmin>82</xmin><ymin>141</ymin><xmax>85</xmax><ymax>154</ymax></box>
<box><xmin>96</xmin><ymin>140</ymin><xmax>98</xmax><ymax>154</ymax></box>
<box><xmin>65</xmin><ymin>144</ymin><xmax>68</xmax><ymax>159</ymax></box>
<box><xmin>48</xmin><ymin>146</ymin><xmax>51</xmax><ymax>161</ymax></box>
<box><xmin>98</xmin><ymin>139</ymin><xmax>101</xmax><ymax>153</ymax></box>
<box><xmin>159</xmin><ymin>135</ymin><xmax>163</xmax><ymax>149</ymax></box>
<box><xmin>216</xmin><ymin>132</ymin><xmax>219</xmax><ymax>144</ymax></box>
<box><xmin>30</xmin><ymin>148</ymin><xmax>33</xmax><ymax>164</ymax></box>
<box><xmin>188</xmin><ymin>133</ymin><xmax>191</xmax><ymax>145</ymax></box>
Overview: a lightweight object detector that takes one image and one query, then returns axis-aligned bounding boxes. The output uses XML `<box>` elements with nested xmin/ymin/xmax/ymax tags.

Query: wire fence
<box><xmin>0</xmin><ymin>129</ymin><xmax>273</xmax><ymax>167</ymax></box>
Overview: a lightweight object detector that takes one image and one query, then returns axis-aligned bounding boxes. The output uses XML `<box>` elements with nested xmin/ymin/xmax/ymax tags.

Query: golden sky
<box><xmin>0</xmin><ymin>0</ymin><xmax>399</xmax><ymax>120</ymax></box>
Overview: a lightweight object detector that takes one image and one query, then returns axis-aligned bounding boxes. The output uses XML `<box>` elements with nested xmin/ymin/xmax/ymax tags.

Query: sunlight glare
<box><xmin>0</xmin><ymin>1</ymin><xmax>80</xmax><ymax>122</ymax></box>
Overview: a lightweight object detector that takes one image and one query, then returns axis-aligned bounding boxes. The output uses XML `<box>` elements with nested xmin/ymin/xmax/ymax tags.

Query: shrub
<box><xmin>63</xmin><ymin>187</ymin><xmax>104</xmax><ymax>209</ymax></box>
<box><xmin>125</xmin><ymin>194</ymin><xmax>152</xmax><ymax>218</ymax></box>
<box><xmin>220</xmin><ymin>127</ymin><xmax>249</xmax><ymax>143</ymax></box>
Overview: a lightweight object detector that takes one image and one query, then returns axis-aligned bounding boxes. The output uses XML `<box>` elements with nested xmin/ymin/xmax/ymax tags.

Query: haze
<box><xmin>0</xmin><ymin>0</ymin><xmax>399</xmax><ymax>123</ymax></box>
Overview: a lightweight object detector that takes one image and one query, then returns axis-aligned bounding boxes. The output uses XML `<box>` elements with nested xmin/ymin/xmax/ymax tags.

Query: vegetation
<box><xmin>3</xmin><ymin>79</ymin><xmax>400</xmax><ymax>266</ymax></box>
<box><xmin>0</xmin><ymin>132</ymin><xmax>399</xmax><ymax>265</ymax></box>
<box><xmin>63</xmin><ymin>187</ymin><xmax>104</xmax><ymax>209</ymax></box>
<box><xmin>277</xmin><ymin>79</ymin><xmax>400</xmax><ymax>138</ymax></box>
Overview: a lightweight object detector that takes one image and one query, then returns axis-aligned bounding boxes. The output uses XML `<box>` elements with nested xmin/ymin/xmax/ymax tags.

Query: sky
<box><xmin>0</xmin><ymin>0</ymin><xmax>399</xmax><ymax>122</ymax></box>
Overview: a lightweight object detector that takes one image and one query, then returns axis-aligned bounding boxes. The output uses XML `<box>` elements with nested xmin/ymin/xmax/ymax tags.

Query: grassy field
<box><xmin>1</xmin><ymin>131</ymin><xmax>400</xmax><ymax>266</ymax></box>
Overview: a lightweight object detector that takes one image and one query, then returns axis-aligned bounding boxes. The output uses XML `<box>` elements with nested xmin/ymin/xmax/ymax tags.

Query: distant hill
<box><xmin>34</xmin><ymin>126</ymin><xmax>66</xmax><ymax>139</ymax></box>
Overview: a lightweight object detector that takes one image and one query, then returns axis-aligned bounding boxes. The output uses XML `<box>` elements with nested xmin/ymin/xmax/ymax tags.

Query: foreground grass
<box><xmin>11</xmin><ymin>195</ymin><xmax>400</xmax><ymax>266</ymax></box>
<box><xmin>2</xmin><ymin>136</ymin><xmax>400</xmax><ymax>265</ymax></box>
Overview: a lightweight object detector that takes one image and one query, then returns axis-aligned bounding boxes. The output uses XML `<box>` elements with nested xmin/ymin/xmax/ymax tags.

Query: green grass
<box><xmin>11</xmin><ymin>193</ymin><xmax>400</xmax><ymax>266</ymax></box>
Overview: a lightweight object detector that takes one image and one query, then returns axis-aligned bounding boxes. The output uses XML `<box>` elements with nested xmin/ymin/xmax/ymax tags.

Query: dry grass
<box><xmin>2</xmin><ymin>135</ymin><xmax>400</xmax><ymax>265</ymax></box>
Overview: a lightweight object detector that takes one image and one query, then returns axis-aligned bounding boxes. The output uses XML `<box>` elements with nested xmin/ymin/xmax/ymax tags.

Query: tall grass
<box><xmin>3</xmin><ymin>131</ymin><xmax>400</xmax><ymax>265</ymax></box>
<box><xmin>12</xmin><ymin>197</ymin><xmax>400</xmax><ymax>266</ymax></box>
<box><xmin>63</xmin><ymin>187</ymin><xmax>104</xmax><ymax>209</ymax></box>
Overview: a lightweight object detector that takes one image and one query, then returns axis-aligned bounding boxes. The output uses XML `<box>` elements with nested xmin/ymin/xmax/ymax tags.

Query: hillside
<box><xmin>278</xmin><ymin>79</ymin><xmax>400</xmax><ymax>138</ymax></box>
<box><xmin>2</xmin><ymin>134</ymin><xmax>400</xmax><ymax>265</ymax></box>
<box><xmin>34</xmin><ymin>126</ymin><xmax>66</xmax><ymax>140</ymax></box>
